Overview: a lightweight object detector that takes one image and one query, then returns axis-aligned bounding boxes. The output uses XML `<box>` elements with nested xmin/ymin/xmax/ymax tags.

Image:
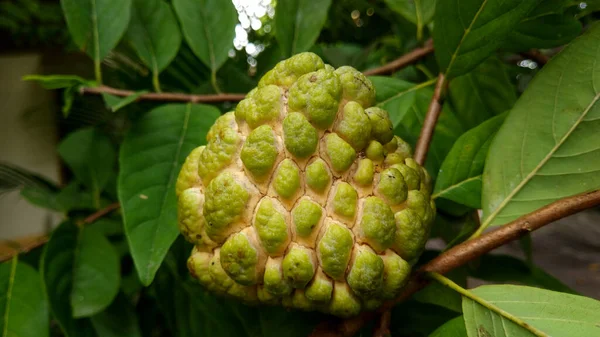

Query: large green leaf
<box><xmin>90</xmin><ymin>293</ymin><xmax>141</xmax><ymax>337</ymax></box>
<box><xmin>60</xmin><ymin>0</ymin><xmax>131</xmax><ymax>81</ymax></box>
<box><xmin>275</xmin><ymin>0</ymin><xmax>333</xmax><ymax>57</ymax></box>
<box><xmin>463</xmin><ymin>285</ymin><xmax>600</xmax><ymax>336</ymax></box>
<box><xmin>429</xmin><ymin>317</ymin><xmax>467</xmax><ymax>337</ymax></box>
<box><xmin>433</xmin><ymin>0</ymin><xmax>540</xmax><ymax>78</ymax></box>
<box><xmin>172</xmin><ymin>0</ymin><xmax>236</xmax><ymax>73</ymax></box>
<box><xmin>0</xmin><ymin>258</ymin><xmax>48</xmax><ymax>337</ymax></box>
<box><xmin>371</xmin><ymin>77</ymin><xmax>465</xmax><ymax>179</ymax></box>
<box><xmin>71</xmin><ymin>226</ymin><xmax>120</xmax><ymax>317</ymax></box>
<box><xmin>448</xmin><ymin>57</ymin><xmax>516</xmax><ymax>129</ymax></box>
<box><xmin>126</xmin><ymin>0</ymin><xmax>181</xmax><ymax>90</ymax></box>
<box><xmin>41</xmin><ymin>222</ymin><xmax>95</xmax><ymax>337</ymax></box>
<box><xmin>482</xmin><ymin>24</ymin><xmax>600</xmax><ymax>229</ymax></box>
<box><xmin>118</xmin><ymin>104</ymin><xmax>220</xmax><ymax>286</ymax></box>
<box><xmin>58</xmin><ymin>128</ymin><xmax>116</xmax><ymax>207</ymax></box>
<box><xmin>384</xmin><ymin>0</ymin><xmax>435</xmax><ymax>39</ymax></box>
<box><xmin>433</xmin><ymin>113</ymin><xmax>507</xmax><ymax>209</ymax></box>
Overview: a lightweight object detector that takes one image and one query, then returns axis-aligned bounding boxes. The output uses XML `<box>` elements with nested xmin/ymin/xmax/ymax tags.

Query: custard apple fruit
<box><xmin>176</xmin><ymin>52</ymin><xmax>435</xmax><ymax>317</ymax></box>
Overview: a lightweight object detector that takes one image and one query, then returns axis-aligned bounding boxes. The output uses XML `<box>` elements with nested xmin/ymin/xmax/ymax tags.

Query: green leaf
<box><xmin>372</xmin><ymin>77</ymin><xmax>465</xmax><ymax>179</ymax></box>
<box><xmin>414</xmin><ymin>281</ymin><xmax>462</xmax><ymax>312</ymax></box>
<box><xmin>505</xmin><ymin>14</ymin><xmax>581</xmax><ymax>52</ymax></box>
<box><xmin>468</xmin><ymin>254</ymin><xmax>577</xmax><ymax>294</ymax></box>
<box><xmin>58</xmin><ymin>128</ymin><xmax>116</xmax><ymax>207</ymax></box>
<box><xmin>118</xmin><ymin>103</ymin><xmax>220</xmax><ymax>285</ymax></box>
<box><xmin>22</xmin><ymin>182</ymin><xmax>96</xmax><ymax>213</ymax></box>
<box><xmin>101</xmin><ymin>91</ymin><xmax>148</xmax><ymax>112</ymax></box>
<box><xmin>41</xmin><ymin>222</ymin><xmax>95</xmax><ymax>337</ymax></box>
<box><xmin>22</xmin><ymin>74</ymin><xmax>90</xmax><ymax>89</ymax></box>
<box><xmin>433</xmin><ymin>113</ymin><xmax>507</xmax><ymax>209</ymax></box>
<box><xmin>71</xmin><ymin>226</ymin><xmax>120</xmax><ymax>317</ymax></box>
<box><xmin>0</xmin><ymin>257</ymin><xmax>49</xmax><ymax>337</ymax></box>
<box><xmin>126</xmin><ymin>0</ymin><xmax>181</xmax><ymax>91</ymax></box>
<box><xmin>90</xmin><ymin>293</ymin><xmax>141</xmax><ymax>337</ymax></box>
<box><xmin>275</xmin><ymin>0</ymin><xmax>333</xmax><ymax>57</ymax></box>
<box><xmin>429</xmin><ymin>317</ymin><xmax>467</xmax><ymax>337</ymax></box>
<box><xmin>391</xmin><ymin>301</ymin><xmax>461</xmax><ymax>337</ymax></box>
<box><xmin>384</xmin><ymin>0</ymin><xmax>435</xmax><ymax>39</ymax></box>
<box><xmin>433</xmin><ymin>0</ymin><xmax>540</xmax><ymax>78</ymax></box>
<box><xmin>172</xmin><ymin>0</ymin><xmax>236</xmax><ymax>73</ymax></box>
<box><xmin>448</xmin><ymin>57</ymin><xmax>516</xmax><ymax>129</ymax></box>
<box><xmin>60</xmin><ymin>0</ymin><xmax>132</xmax><ymax>81</ymax></box>
<box><xmin>463</xmin><ymin>285</ymin><xmax>600</xmax><ymax>336</ymax></box>
<box><xmin>481</xmin><ymin>24</ymin><xmax>600</xmax><ymax>229</ymax></box>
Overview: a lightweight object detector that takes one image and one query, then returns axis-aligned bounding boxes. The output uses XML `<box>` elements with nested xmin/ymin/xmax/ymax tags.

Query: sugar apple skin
<box><xmin>177</xmin><ymin>52</ymin><xmax>435</xmax><ymax>317</ymax></box>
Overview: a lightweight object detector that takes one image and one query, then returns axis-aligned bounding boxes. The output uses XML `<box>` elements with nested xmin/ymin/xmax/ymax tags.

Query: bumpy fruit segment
<box><xmin>177</xmin><ymin>52</ymin><xmax>435</xmax><ymax>317</ymax></box>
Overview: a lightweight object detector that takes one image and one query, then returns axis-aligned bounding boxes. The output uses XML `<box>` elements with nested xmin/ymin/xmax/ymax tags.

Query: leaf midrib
<box><xmin>433</xmin><ymin>175</ymin><xmax>481</xmax><ymax>199</ymax></box>
<box><xmin>483</xmin><ymin>92</ymin><xmax>600</xmax><ymax>229</ymax></box>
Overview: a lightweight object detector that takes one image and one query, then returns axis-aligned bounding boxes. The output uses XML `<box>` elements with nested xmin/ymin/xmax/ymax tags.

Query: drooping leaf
<box><xmin>429</xmin><ymin>316</ymin><xmax>467</xmax><ymax>337</ymax></box>
<box><xmin>60</xmin><ymin>0</ymin><xmax>132</xmax><ymax>80</ymax></box>
<box><xmin>172</xmin><ymin>0</ymin><xmax>236</xmax><ymax>73</ymax></box>
<box><xmin>126</xmin><ymin>0</ymin><xmax>181</xmax><ymax>90</ymax></box>
<box><xmin>482</xmin><ymin>23</ymin><xmax>600</xmax><ymax>229</ymax></box>
<box><xmin>0</xmin><ymin>161</ymin><xmax>58</xmax><ymax>195</ymax></box>
<box><xmin>58</xmin><ymin>128</ymin><xmax>116</xmax><ymax>207</ymax></box>
<box><xmin>463</xmin><ymin>285</ymin><xmax>600</xmax><ymax>336</ymax></box>
<box><xmin>433</xmin><ymin>113</ymin><xmax>507</xmax><ymax>209</ymax></box>
<box><xmin>372</xmin><ymin>76</ymin><xmax>465</xmax><ymax>179</ymax></box>
<box><xmin>433</xmin><ymin>0</ymin><xmax>540</xmax><ymax>78</ymax></box>
<box><xmin>0</xmin><ymin>257</ymin><xmax>49</xmax><ymax>337</ymax></box>
<box><xmin>22</xmin><ymin>74</ymin><xmax>91</xmax><ymax>89</ymax></box>
<box><xmin>468</xmin><ymin>254</ymin><xmax>577</xmax><ymax>294</ymax></box>
<box><xmin>22</xmin><ymin>182</ymin><xmax>97</xmax><ymax>213</ymax></box>
<box><xmin>448</xmin><ymin>57</ymin><xmax>516</xmax><ymax>129</ymax></box>
<box><xmin>385</xmin><ymin>0</ymin><xmax>435</xmax><ymax>39</ymax></box>
<box><xmin>118</xmin><ymin>103</ymin><xmax>220</xmax><ymax>285</ymax></box>
<box><xmin>275</xmin><ymin>0</ymin><xmax>333</xmax><ymax>57</ymax></box>
<box><xmin>102</xmin><ymin>91</ymin><xmax>149</xmax><ymax>112</ymax></box>
<box><xmin>41</xmin><ymin>222</ymin><xmax>95</xmax><ymax>337</ymax></box>
<box><xmin>414</xmin><ymin>281</ymin><xmax>462</xmax><ymax>312</ymax></box>
<box><xmin>71</xmin><ymin>226</ymin><xmax>120</xmax><ymax>317</ymax></box>
<box><xmin>90</xmin><ymin>293</ymin><xmax>141</xmax><ymax>337</ymax></box>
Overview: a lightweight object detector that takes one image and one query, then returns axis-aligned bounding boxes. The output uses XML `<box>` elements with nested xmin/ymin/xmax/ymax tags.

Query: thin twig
<box><xmin>0</xmin><ymin>202</ymin><xmax>121</xmax><ymax>263</ymax></box>
<box><xmin>413</xmin><ymin>73</ymin><xmax>447</xmax><ymax>165</ymax></box>
<box><xmin>520</xmin><ymin>50</ymin><xmax>549</xmax><ymax>66</ymax></box>
<box><xmin>364</xmin><ymin>39</ymin><xmax>434</xmax><ymax>76</ymax></box>
<box><xmin>80</xmin><ymin>85</ymin><xmax>246</xmax><ymax>103</ymax></box>
<box><xmin>372</xmin><ymin>310</ymin><xmax>391</xmax><ymax>337</ymax></box>
<box><xmin>311</xmin><ymin>189</ymin><xmax>600</xmax><ymax>337</ymax></box>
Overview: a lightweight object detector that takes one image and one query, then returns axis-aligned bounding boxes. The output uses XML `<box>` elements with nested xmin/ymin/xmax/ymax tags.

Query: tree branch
<box><xmin>363</xmin><ymin>39</ymin><xmax>434</xmax><ymax>76</ymax></box>
<box><xmin>311</xmin><ymin>189</ymin><xmax>600</xmax><ymax>337</ymax></box>
<box><xmin>372</xmin><ymin>310</ymin><xmax>391</xmax><ymax>337</ymax></box>
<box><xmin>80</xmin><ymin>85</ymin><xmax>246</xmax><ymax>103</ymax></box>
<box><xmin>413</xmin><ymin>73</ymin><xmax>447</xmax><ymax>165</ymax></box>
<box><xmin>0</xmin><ymin>202</ymin><xmax>121</xmax><ymax>263</ymax></box>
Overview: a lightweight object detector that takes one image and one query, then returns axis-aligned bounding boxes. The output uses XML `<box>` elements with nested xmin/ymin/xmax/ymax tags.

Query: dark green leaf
<box><xmin>468</xmin><ymin>254</ymin><xmax>577</xmax><ymax>294</ymax></box>
<box><xmin>448</xmin><ymin>57</ymin><xmax>516</xmax><ymax>129</ymax></box>
<box><xmin>463</xmin><ymin>285</ymin><xmax>600</xmax><ymax>336</ymax></box>
<box><xmin>172</xmin><ymin>0</ymin><xmax>236</xmax><ymax>72</ymax></box>
<box><xmin>101</xmin><ymin>91</ymin><xmax>149</xmax><ymax>112</ymax></box>
<box><xmin>275</xmin><ymin>0</ymin><xmax>333</xmax><ymax>57</ymax></box>
<box><xmin>429</xmin><ymin>316</ymin><xmax>467</xmax><ymax>337</ymax></box>
<box><xmin>433</xmin><ymin>113</ymin><xmax>507</xmax><ymax>209</ymax></box>
<box><xmin>321</xmin><ymin>43</ymin><xmax>369</xmax><ymax>69</ymax></box>
<box><xmin>126</xmin><ymin>0</ymin><xmax>181</xmax><ymax>90</ymax></box>
<box><xmin>434</xmin><ymin>0</ymin><xmax>540</xmax><ymax>78</ymax></box>
<box><xmin>0</xmin><ymin>257</ymin><xmax>49</xmax><ymax>337</ymax></box>
<box><xmin>391</xmin><ymin>300</ymin><xmax>461</xmax><ymax>337</ymax></box>
<box><xmin>58</xmin><ymin>128</ymin><xmax>116</xmax><ymax>207</ymax></box>
<box><xmin>505</xmin><ymin>14</ymin><xmax>581</xmax><ymax>52</ymax></box>
<box><xmin>118</xmin><ymin>103</ymin><xmax>220</xmax><ymax>285</ymax></box>
<box><xmin>60</xmin><ymin>0</ymin><xmax>131</xmax><ymax>61</ymax></box>
<box><xmin>71</xmin><ymin>226</ymin><xmax>120</xmax><ymax>317</ymax></box>
<box><xmin>385</xmin><ymin>0</ymin><xmax>435</xmax><ymax>39</ymax></box>
<box><xmin>22</xmin><ymin>74</ymin><xmax>90</xmax><ymax>89</ymax></box>
<box><xmin>90</xmin><ymin>293</ymin><xmax>141</xmax><ymax>337</ymax></box>
<box><xmin>22</xmin><ymin>182</ymin><xmax>96</xmax><ymax>212</ymax></box>
<box><xmin>414</xmin><ymin>281</ymin><xmax>462</xmax><ymax>312</ymax></box>
<box><xmin>42</xmin><ymin>222</ymin><xmax>95</xmax><ymax>337</ymax></box>
<box><xmin>482</xmin><ymin>24</ymin><xmax>600</xmax><ymax>229</ymax></box>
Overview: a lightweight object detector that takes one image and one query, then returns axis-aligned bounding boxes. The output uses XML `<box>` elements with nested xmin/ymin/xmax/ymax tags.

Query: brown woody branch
<box><xmin>311</xmin><ymin>189</ymin><xmax>600</xmax><ymax>337</ymax></box>
<box><xmin>364</xmin><ymin>39</ymin><xmax>434</xmax><ymax>76</ymax></box>
<box><xmin>80</xmin><ymin>86</ymin><xmax>246</xmax><ymax>103</ymax></box>
<box><xmin>413</xmin><ymin>73</ymin><xmax>447</xmax><ymax>165</ymax></box>
<box><xmin>0</xmin><ymin>202</ymin><xmax>121</xmax><ymax>263</ymax></box>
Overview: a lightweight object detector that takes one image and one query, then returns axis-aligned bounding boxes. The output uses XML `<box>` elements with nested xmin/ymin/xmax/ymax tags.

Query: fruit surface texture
<box><xmin>176</xmin><ymin>52</ymin><xmax>435</xmax><ymax>317</ymax></box>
